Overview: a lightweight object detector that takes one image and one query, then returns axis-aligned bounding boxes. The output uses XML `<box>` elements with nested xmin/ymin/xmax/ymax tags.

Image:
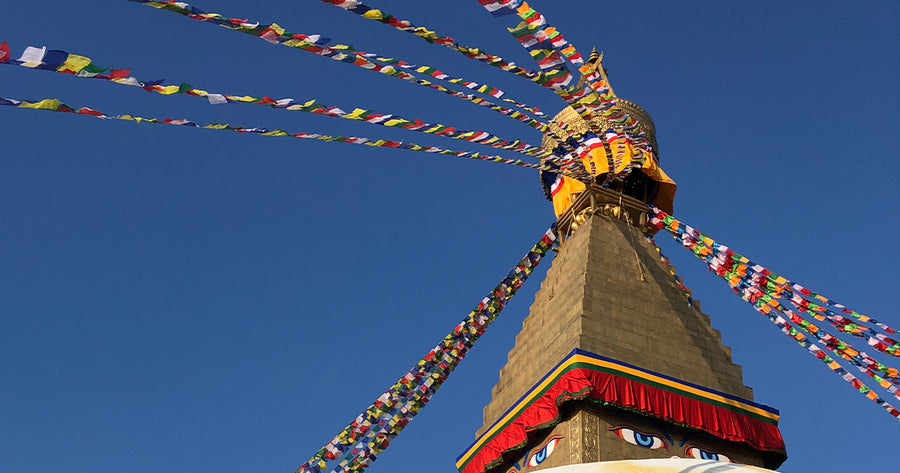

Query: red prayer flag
<box><xmin>0</xmin><ymin>41</ymin><xmax>9</xmax><ymax>63</ymax></box>
<box><xmin>108</xmin><ymin>68</ymin><xmax>131</xmax><ymax>78</ymax></box>
<box><xmin>77</xmin><ymin>107</ymin><xmax>104</xmax><ymax>117</ymax></box>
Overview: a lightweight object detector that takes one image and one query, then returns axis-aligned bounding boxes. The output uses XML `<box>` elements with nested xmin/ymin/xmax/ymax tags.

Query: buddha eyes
<box><xmin>526</xmin><ymin>435</ymin><xmax>563</xmax><ymax>467</ymax></box>
<box><xmin>685</xmin><ymin>445</ymin><xmax>733</xmax><ymax>463</ymax></box>
<box><xmin>608</xmin><ymin>425</ymin><xmax>734</xmax><ymax>463</ymax></box>
<box><xmin>609</xmin><ymin>427</ymin><xmax>667</xmax><ymax>450</ymax></box>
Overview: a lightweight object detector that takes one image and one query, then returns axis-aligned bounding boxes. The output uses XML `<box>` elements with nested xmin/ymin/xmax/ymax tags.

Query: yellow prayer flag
<box><xmin>18</xmin><ymin>99</ymin><xmax>62</xmax><ymax>110</ymax></box>
<box><xmin>345</xmin><ymin>108</ymin><xmax>369</xmax><ymax>120</ymax></box>
<box><xmin>506</xmin><ymin>21</ymin><xmax>530</xmax><ymax>34</ymax></box>
<box><xmin>57</xmin><ymin>54</ymin><xmax>91</xmax><ymax>74</ymax></box>
<box><xmin>362</xmin><ymin>9</ymin><xmax>385</xmax><ymax>20</ymax></box>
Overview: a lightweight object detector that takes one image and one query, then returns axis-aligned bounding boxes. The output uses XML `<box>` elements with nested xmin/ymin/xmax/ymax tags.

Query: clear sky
<box><xmin>1</xmin><ymin>1</ymin><xmax>898</xmax><ymax>472</ymax></box>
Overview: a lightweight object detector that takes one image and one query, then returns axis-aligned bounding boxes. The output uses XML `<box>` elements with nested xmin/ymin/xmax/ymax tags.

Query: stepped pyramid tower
<box><xmin>456</xmin><ymin>51</ymin><xmax>787</xmax><ymax>473</ymax></box>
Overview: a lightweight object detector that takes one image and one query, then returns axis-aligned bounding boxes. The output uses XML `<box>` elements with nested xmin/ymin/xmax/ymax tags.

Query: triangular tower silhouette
<box><xmin>457</xmin><ymin>53</ymin><xmax>786</xmax><ymax>473</ymax></box>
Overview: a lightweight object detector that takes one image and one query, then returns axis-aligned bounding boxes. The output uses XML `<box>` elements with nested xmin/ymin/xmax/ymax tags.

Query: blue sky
<box><xmin>1</xmin><ymin>1</ymin><xmax>898</xmax><ymax>472</ymax></box>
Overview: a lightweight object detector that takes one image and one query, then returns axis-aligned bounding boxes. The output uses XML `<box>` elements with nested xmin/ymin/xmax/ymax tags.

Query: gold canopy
<box><xmin>540</xmin><ymin>50</ymin><xmax>676</xmax><ymax>216</ymax></box>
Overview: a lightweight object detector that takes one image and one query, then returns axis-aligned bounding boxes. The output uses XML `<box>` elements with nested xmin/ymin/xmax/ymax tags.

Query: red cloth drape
<box><xmin>459</xmin><ymin>367</ymin><xmax>785</xmax><ymax>473</ymax></box>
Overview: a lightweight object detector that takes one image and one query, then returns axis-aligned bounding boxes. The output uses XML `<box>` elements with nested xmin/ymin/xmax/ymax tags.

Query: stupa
<box><xmin>456</xmin><ymin>50</ymin><xmax>787</xmax><ymax>473</ymax></box>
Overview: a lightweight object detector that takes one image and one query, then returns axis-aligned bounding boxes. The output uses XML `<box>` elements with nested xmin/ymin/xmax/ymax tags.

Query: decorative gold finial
<box><xmin>588</xmin><ymin>46</ymin><xmax>600</xmax><ymax>64</ymax></box>
<box><xmin>577</xmin><ymin>47</ymin><xmax>615</xmax><ymax>97</ymax></box>
<box><xmin>592</xmin><ymin>48</ymin><xmax>615</xmax><ymax>98</ymax></box>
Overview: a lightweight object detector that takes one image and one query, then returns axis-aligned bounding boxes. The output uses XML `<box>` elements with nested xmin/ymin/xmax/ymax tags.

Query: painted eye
<box><xmin>610</xmin><ymin>427</ymin><xmax>666</xmax><ymax>450</ymax></box>
<box><xmin>685</xmin><ymin>446</ymin><xmax>733</xmax><ymax>463</ymax></box>
<box><xmin>527</xmin><ymin>435</ymin><xmax>563</xmax><ymax>467</ymax></box>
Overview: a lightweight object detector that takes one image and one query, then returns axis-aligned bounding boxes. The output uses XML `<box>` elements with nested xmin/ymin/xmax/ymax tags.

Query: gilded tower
<box><xmin>456</xmin><ymin>52</ymin><xmax>787</xmax><ymax>473</ymax></box>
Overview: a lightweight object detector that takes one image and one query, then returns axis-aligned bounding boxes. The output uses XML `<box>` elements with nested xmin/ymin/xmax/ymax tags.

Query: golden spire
<box><xmin>575</xmin><ymin>46</ymin><xmax>616</xmax><ymax>98</ymax></box>
<box><xmin>590</xmin><ymin>46</ymin><xmax>615</xmax><ymax>97</ymax></box>
<box><xmin>588</xmin><ymin>46</ymin><xmax>600</xmax><ymax>63</ymax></box>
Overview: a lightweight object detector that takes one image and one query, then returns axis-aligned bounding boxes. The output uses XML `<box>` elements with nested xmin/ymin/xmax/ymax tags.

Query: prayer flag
<box><xmin>0</xmin><ymin>41</ymin><xmax>10</xmax><ymax>63</ymax></box>
<box><xmin>36</xmin><ymin>49</ymin><xmax>69</xmax><ymax>70</ymax></box>
<box><xmin>17</xmin><ymin>45</ymin><xmax>46</xmax><ymax>67</ymax></box>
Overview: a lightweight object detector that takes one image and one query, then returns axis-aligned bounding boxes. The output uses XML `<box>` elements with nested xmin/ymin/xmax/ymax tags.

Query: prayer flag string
<box><xmin>0</xmin><ymin>43</ymin><xmax>575</xmax><ymax>166</ymax></box>
<box><xmin>359</xmin><ymin>51</ymin><xmax>550</xmax><ymax>130</ymax></box>
<box><xmin>322</xmin><ymin>0</ymin><xmax>624</xmax><ymax>181</ymax></box>
<box><xmin>295</xmin><ymin>226</ymin><xmax>558</xmax><ymax>473</ymax></box>
<box><xmin>324</xmin><ymin>0</ymin><xmax>601</xmax><ymax>135</ymax></box>
<box><xmin>648</xmin><ymin>208</ymin><xmax>899</xmax><ymax>374</ymax></box>
<box><xmin>648</xmin><ymin>207</ymin><xmax>900</xmax><ymax>421</ymax></box>
<box><xmin>318</xmin><ymin>0</ymin><xmax>546</xmax><ymax>107</ymax></box>
<box><xmin>124</xmin><ymin>1</ymin><xmax>600</xmax><ymax>178</ymax></box>
<box><xmin>317</xmin><ymin>1</ymin><xmax>592</xmax><ymax>150</ymax></box>
<box><xmin>0</xmin><ymin>93</ymin><xmax>587</xmax><ymax>177</ymax></box>
<box><xmin>125</xmin><ymin>1</ymin><xmax>551</xmax><ymax>138</ymax></box>
<box><xmin>649</xmin><ymin>208</ymin><xmax>898</xmax><ymax>357</ymax></box>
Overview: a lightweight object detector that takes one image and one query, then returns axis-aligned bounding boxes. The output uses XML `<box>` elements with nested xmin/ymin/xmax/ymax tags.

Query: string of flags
<box><xmin>317</xmin><ymin>1</ymin><xmax>543</xmax><ymax>86</ymax></box>
<box><xmin>125</xmin><ymin>1</ymin><xmax>551</xmax><ymax>136</ymax></box>
<box><xmin>0</xmin><ymin>93</ymin><xmax>587</xmax><ymax>177</ymax></box>
<box><xmin>294</xmin><ymin>226</ymin><xmax>557</xmax><ymax>473</ymax></box>
<box><xmin>651</xmin><ymin>209</ymin><xmax>899</xmax><ymax>359</ymax></box>
<box><xmin>648</xmin><ymin>207</ymin><xmax>900</xmax><ymax>421</ymax></box>
<box><xmin>315</xmin><ymin>0</ymin><xmax>573</xmax><ymax>156</ymax></box>
<box><xmin>0</xmin><ymin>43</ymin><xmax>562</xmax><ymax>164</ymax></box>
<box><xmin>125</xmin><ymin>1</ymin><xmax>664</xmax><ymax>190</ymax></box>
<box><xmin>363</xmin><ymin>54</ymin><xmax>549</xmax><ymax>123</ymax></box>
<box><xmin>320</xmin><ymin>0</ymin><xmax>548</xmax><ymax>117</ymax></box>
<box><xmin>650</xmin><ymin>207</ymin><xmax>900</xmax><ymax>370</ymax></box>
<box><xmin>319</xmin><ymin>0</ymin><xmax>664</xmax><ymax>194</ymax></box>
